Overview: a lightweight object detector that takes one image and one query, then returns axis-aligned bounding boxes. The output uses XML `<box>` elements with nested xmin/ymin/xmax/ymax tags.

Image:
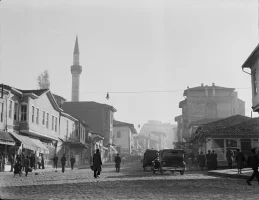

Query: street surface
<box><xmin>0</xmin><ymin>162</ymin><xmax>258</xmax><ymax>200</ymax></box>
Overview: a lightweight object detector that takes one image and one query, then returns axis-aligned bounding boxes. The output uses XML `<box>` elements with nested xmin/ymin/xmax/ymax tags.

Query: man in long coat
<box><xmin>246</xmin><ymin>148</ymin><xmax>259</xmax><ymax>186</ymax></box>
<box><xmin>206</xmin><ymin>150</ymin><xmax>212</xmax><ymax>170</ymax></box>
<box><xmin>61</xmin><ymin>154</ymin><xmax>67</xmax><ymax>173</ymax></box>
<box><xmin>235</xmin><ymin>149</ymin><xmax>245</xmax><ymax>174</ymax></box>
<box><xmin>198</xmin><ymin>151</ymin><xmax>206</xmax><ymax>171</ymax></box>
<box><xmin>114</xmin><ymin>153</ymin><xmax>121</xmax><ymax>172</ymax></box>
<box><xmin>93</xmin><ymin>149</ymin><xmax>102</xmax><ymax>178</ymax></box>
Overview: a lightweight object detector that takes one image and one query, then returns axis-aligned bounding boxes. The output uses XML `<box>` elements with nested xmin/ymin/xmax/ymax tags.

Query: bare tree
<box><xmin>37</xmin><ymin>70</ymin><xmax>50</xmax><ymax>89</ymax></box>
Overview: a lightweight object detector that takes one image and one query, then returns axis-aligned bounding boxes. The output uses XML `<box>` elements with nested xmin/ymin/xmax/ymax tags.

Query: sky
<box><xmin>0</xmin><ymin>0</ymin><xmax>258</xmax><ymax>128</ymax></box>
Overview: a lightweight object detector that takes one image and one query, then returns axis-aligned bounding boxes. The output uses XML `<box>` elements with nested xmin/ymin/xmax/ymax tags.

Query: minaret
<box><xmin>71</xmin><ymin>36</ymin><xmax>82</xmax><ymax>102</ymax></box>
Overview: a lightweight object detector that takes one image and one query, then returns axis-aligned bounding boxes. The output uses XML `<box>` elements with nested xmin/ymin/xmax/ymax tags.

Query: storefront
<box><xmin>0</xmin><ymin>130</ymin><xmax>16</xmax><ymax>155</ymax></box>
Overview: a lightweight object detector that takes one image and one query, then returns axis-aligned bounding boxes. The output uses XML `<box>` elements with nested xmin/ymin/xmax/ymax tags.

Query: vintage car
<box><xmin>142</xmin><ymin>149</ymin><xmax>159</xmax><ymax>171</ymax></box>
<box><xmin>158</xmin><ymin>149</ymin><xmax>186</xmax><ymax>175</ymax></box>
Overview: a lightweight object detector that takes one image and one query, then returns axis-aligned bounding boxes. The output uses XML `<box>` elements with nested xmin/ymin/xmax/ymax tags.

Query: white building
<box><xmin>113</xmin><ymin>120</ymin><xmax>137</xmax><ymax>156</ymax></box>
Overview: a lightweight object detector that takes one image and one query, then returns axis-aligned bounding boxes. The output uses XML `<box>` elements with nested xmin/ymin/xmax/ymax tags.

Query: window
<box><xmin>21</xmin><ymin>104</ymin><xmax>27</xmax><ymax>121</ymax></box>
<box><xmin>31</xmin><ymin>106</ymin><xmax>35</xmax><ymax>123</ymax></box>
<box><xmin>14</xmin><ymin>103</ymin><xmax>19</xmax><ymax>121</ymax></box>
<box><xmin>46</xmin><ymin>113</ymin><xmax>49</xmax><ymax>129</ymax></box>
<box><xmin>55</xmin><ymin>117</ymin><xmax>57</xmax><ymax>132</ymax></box>
<box><xmin>9</xmin><ymin>100</ymin><xmax>12</xmax><ymax>119</ymax></box>
<box><xmin>52</xmin><ymin>115</ymin><xmax>54</xmax><ymax>131</ymax></box>
<box><xmin>36</xmin><ymin>108</ymin><xmax>39</xmax><ymax>124</ymax></box>
<box><xmin>0</xmin><ymin>102</ymin><xmax>3</xmax><ymax>122</ymax></box>
<box><xmin>253</xmin><ymin>71</ymin><xmax>258</xmax><ymax>95</ymax></box>
<box><xmin>117</xmin><ymin>131</ymin><xmax>121</xmax><ymax>138</ymax></box>
<box><xmin>42</xmin><ymin>111</ymin><xmax>45</xmax><ymax>125</ymax></box>
<box><xmin>66</xmin><ymin>120</ymin><xmax>69</xmax><ymax>135</ymax></box>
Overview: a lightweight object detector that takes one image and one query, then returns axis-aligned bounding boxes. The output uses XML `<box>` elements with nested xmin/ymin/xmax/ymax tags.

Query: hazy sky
<box><xmin>0</xmin><ymin>0</ymin><xmax>258</xmax><ymax>128</ymax></box>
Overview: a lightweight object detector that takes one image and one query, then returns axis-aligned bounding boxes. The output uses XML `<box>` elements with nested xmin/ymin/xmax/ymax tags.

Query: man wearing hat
<box><xmin>114</xmin><ymin>153</ymin><xmax>122</xmax><ymax>173</ymax></box>
<box><xmin>246</xmin><ymin>148</ymin><xmax>259</xmax><ymax>186</ymax></box>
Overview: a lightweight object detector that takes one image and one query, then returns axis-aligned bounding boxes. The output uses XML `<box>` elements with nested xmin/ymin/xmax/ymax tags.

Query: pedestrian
<box><xmin>206</xmin><ymin>150</ymin><xmax>212</xmax><ymax>170</ymax></box>
<box><xmin>41</xmin><ymin>154</ymin><xmax>45</xmax><ymax>169</ymax></box>
<box><xmin>122</xmin><ymin>156</ymin><xmax>126</xmax><ymax>165</ymax></box>
<box><xmin>211</xmin><ymin>150</ymin><xmax>218</xmax><ymax>170</ymax></box>
<box><xmin>37</xmin><ymin>154</ymin><xmax>42</xmax><ymax>169</ymax></box>
<box><xmin>0</xmin><ymin>155</ymin><xmax>3</xmax><ymax>172</ymax></box>
<box><xmin>114</xmin><ymin>153</ymin><xmax>121</xmax><ymax>172</ymax></box>
<box><xmin>53</xmin><ymin>154</ymin><xmax>58</xmax><ymax>169</ymax></box>
<box><xmin>24</xmin><ymin>155</ymin><xmax>30</xmax><ymax>177</ymax></box>
<box><xmin>93</xmin><ymin>149</ymin><xmax>102</xmax><ymax>178</ymax></box>
<box><xmin>70</xmin><ymin>155</ymin><xmax>75</xmax><ymax>170</ymax></box>
<box><xmin>235</xmin><ymin>149</ymin><xmax>245</xmax><ymax>174</ymax></box>
<box><xmin>226</xmin><ymin>149</ymin><xmax>233</xmax><ymax>169</ymax></box>
<box><xmin>9</xmin><ymin>154</ymin><xmax>15</xmax><ymax>172</ymax></box>
<box><xmin>61</xmin><ymin>154</ymin><xmax>67</xmax><ymax>173</ymax></box>
<box><xmin>198</xmin><ymin>151</ymin><xmax>206</xmax><ymax>171</ymax></box>
<box><xmin>246</xmin><ymin>148</ymin><xmax>259</xmax><ymax>186</ymax></box>
<box><xmin>13</xmin><ymin>160</ymin><xmax>22</xmax><ymax>177</ymax></box>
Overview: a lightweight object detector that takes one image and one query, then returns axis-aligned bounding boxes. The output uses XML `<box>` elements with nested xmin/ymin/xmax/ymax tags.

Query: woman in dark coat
<box><xmin>235</xmin><ymin>149</ymin><xmax>245</xmax><ymax>174</ymax></box>
<box><xmin>198</xmin><ymin>152</ymin><xmax>206</xmax><ymax>171</ymax></box>
<box><xmin>93</xmin><ymin>149</ymin><xmax>102</xmax><ymax>178</ymax></box>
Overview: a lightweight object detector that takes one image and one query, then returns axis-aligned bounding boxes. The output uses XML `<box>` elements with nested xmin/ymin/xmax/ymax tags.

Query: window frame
<box><xmin>252</xmin><ymin>70</ymin><xmax>258</xmax><ymax>95</ymax></box>
<box><xmin>31</xmin><ymin>106</ymin><xmax>35</xmax><ymax>123</ymax></box>
<box><xmin>52</xmin><ymin>115</ymin><xmax>54</xmax><ymax>131</ymax></box>
<box><xmin>42</xmin><ymin>111</ymin><xmax>45</xmax><ymax>125</ymax></box>
<box><xmin>9</xmin><ymin>100</ymin><xmax>12</xmax><ymax>119</ymax></box>
<box><xmin>36</xmin><ymin>108</ymin><xmax>39</xmax><ymax>124</ymax></box>
<box><xmin>46</xmin><ymin>113</ymin><xmax>49</xmax><ymax>129</ymax></box>
<box><xmin>14</xmin><ymin>102</ymin><xmax>19</xmax><ymax>121</ymax></box>
<box><xmin>55</xmin><ymin>117</ymin><xmax>57</xmax><ymax>132</ymax></box>
<box><xmin>20</xmin><ymin>104</ymin><xmax>27</xmax><ymax>122</ymax></box>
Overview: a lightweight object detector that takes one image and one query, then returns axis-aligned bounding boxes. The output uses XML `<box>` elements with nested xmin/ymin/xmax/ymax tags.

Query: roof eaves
<box><xmin>242</xmin><ymin>43</ymin><xmax>259</xmax><ymax>69</ymax></box>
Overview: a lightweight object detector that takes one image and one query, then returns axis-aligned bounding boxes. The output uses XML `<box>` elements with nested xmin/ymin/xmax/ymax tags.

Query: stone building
<box><xmin>177</xmin><ymin>83</ymin><xmax>245</xmax><ymax>141</ymax></box>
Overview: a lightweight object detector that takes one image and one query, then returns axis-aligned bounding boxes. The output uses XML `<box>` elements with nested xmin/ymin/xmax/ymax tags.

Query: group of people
<box><xmin>195</xmin><ymin>150</ymin><xmax>218</xmax><ymax>171</ymax></box>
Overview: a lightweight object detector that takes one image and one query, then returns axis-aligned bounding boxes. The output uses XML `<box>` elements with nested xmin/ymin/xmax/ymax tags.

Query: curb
<box><xmin>207</xmin><ymin>171</ymin><xmax>256</xmax><ymax>181</ymax></box>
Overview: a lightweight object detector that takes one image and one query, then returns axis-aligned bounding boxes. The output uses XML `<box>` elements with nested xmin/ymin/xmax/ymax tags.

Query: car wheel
<box><xmin>180</xmin><ymin>171</ymin><xmax>184</xmax><ymax>175</ymax></box>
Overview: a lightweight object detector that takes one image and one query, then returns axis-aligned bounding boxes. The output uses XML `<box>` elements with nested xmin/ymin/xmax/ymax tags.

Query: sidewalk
<box><xmin>207</xmin><ymin>167</ymin><xmax>256</xmax><ymax>180</ymax></box>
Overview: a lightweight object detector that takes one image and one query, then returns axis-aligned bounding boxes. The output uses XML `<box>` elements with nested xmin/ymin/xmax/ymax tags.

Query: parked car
<box><xmin>142</xmin><ymin>149</ymin><xmax>158</xmax><ymax>171</ymax></box>
<box><xmin>158</xmin><ymin>149</ymin><xmax>186</xmax><ymax>175</ymax></box>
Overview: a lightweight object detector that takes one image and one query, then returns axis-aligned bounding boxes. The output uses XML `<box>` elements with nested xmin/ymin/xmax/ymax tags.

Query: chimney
<box><xmin>201</xmin><ymin>83</ymin><xmax>204</xmax><ymax>87</ymax></box>
<box><xmin>212</xmin><ymin>83</ymin><xmax>215</xmax><ymax>96</ymax></box>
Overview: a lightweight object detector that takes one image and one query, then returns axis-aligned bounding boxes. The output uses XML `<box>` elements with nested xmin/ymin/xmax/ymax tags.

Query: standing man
<box><xmin>206</xmin><ymin>150</ymin><xmax>212</xmax><ymax>170</ymax></box>
<box><xmin>246</xmin><ymin>148</ymin><xmax>259</xmax><ymax>186</ymax></box>
<box><xmin>93</xmin><ymin>149</ymin><xmax>102</xmax><ymax>178</ymax></box>
<box><xmin>61</xmin><ymin>154</ymin><xmax>67</xmax><ymax>173</ymax></box>
<box><xmin>235</xmin><ymin>149</ymin><xmax>245</xmax><ymax>174</ymax></box>
<box><xmin>114</xmin><ymin>153</ymin><xmax>121</xmax><ymax>172</ymax></box>
<box><xmin>9</xmin><ymin>154</ymin><xmax>14</xmax><ymax>172</ymax></box>
<box><xmin>198</xmin><ymin>152</ymin><xmax>206</xmax><ymax>171</ymax></box>
<box><xmin>24</xmin><ymin>155</ymin><xmax>30</xmax><ymax>177</ymax></box>
<box><xmin>226</xmin><ymin>149</ymin><xmax>233</xmax><ymax>169</ymax></box>
<box><xmin>53</xmin><ymin>154</ymin><xmax>58</xmax><ymax>169</ymax></box>
<box><xmin>41</xmin><ymin>154</ymin><xmax>45</xmax><ymax>169</ymax></box>
<box><xmin>70</xmin><ymin>155</ymin><xmax>76</xmax><ymax>170</ymax></box>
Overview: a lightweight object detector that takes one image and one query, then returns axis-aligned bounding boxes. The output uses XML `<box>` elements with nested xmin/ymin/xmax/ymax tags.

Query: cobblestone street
<box><xmin>0</xmin><ymin>162</ymin><xmax>258</xmax><ymax>200</ymax></box>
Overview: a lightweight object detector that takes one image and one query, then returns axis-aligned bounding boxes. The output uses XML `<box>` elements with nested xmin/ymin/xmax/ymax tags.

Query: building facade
<box><xmin>177</xmin><ymin>83</ymin><xmax>246</xmax><ymax>140</ymax></box>
<box><xmin>113</xmin><ymin>120</ymin><xmax>137</xmax><ymax>157</ymax></box>
<box><xmin>62</xmin><ymin>101</ymin><xmax>117</xmax><ymax>162</ymax></box>
<box><xmin>241</xmin><ymin>44</ymin><xmax>259</xmax><ymax>112</ymax></box>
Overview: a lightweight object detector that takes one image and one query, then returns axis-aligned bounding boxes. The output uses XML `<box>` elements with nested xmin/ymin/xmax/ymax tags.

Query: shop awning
<box><xmin>0</xmin><ymin>131</ymin><xmax>15</xmax><ymax>146</ymax></box>
<box><xmin>10</xmin><ymin>132</ymin><xmax>41</xmax><ymax>152</ymax></box>
<box><xmin>30</xmin><ymin>138</ymin><xmax>49</xmax><ymax>154</ymax></box>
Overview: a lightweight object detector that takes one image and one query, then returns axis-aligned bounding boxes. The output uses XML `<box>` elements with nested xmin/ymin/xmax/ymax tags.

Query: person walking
<box><xmin>61</xmin><ymin>154</ymin><xmax>67</xmax><ymax>173</ymax></box>
<box><xmin>41</xmin><ymin>154</ymin><xmax>45</xmax><ymax>169</ymax></box>
<box><xmin>9</xmin><ymin>154</ymin><xmax>15</xmax><ymax>172</ymax></box>
<box><xmin>122</xmin><ymin>156</ymin><xmax>126</xmax><ymax>165</ymax></box>
<box><xmin>93</xmin><ymin>149</ymin><xmax>102</xmax><ymax>178</ymax></box>
<box><xmin>198</xmin><ymin>152</ymin><xmax>206</xmax><ymax>171</ymax></box>
<box><xmin>226</xmin><ymin>149</ymin><xmax>233</xmax><ymax>169</ymax></box>
<box><xmin>114</xmin><ymin>153</ymin><xmax>121</xmax><ymax>173</ymax></box>
<box><xmin>70</xmin><ymin>156</ymin><xmax>75</xmax><ymax>170</ymax></box>
<box><xmin>37</xmin><ymin>154</ymin><xmax>41</xmax><ymax>169</ymax></box>
<box><xmin>235</xmin><ymin>149</ymin><xmax>245</xmax><ymax>174</ymax></box>
<box><xmin>246</xmin><ymin>148</ymin><xmax>259</xmax><ymax>186</ymax></box>
<box><xmin>53</xmin><ymin>154</ymin><xmax>58</xmax><ymax>169</ymax></box>
<box><xmin>24</xmin><ymin>155</ymin><xmax>30</xmax><ymax>177</ymax></box>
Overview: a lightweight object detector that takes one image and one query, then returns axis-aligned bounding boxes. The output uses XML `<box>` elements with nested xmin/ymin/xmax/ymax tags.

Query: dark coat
<box><xmin>247</xmin><ymin>154</ymin><xmax>259</xmax><ymax>170</ymax></box>
<box><xmin>93</xmin><ymin>153</ymin><xmax>102</xmax><ymax>171</ymax></box>
<box><xmin>70</xmin><ymin>157</ymin><xmax>75</xmax><ymax>164</ymax></box>
<box><xmin>61</xmin><ymin>156</ymin><xmax>67</xmax><ymax>165</ymax></box>
<box><xmin>53</xmin><ymin>156</ymin><xmax>58</xmax><ymax>163</ymax></box>
<box><xmin>235</xmin><ymin>152</ymin><xmax>245</xmax><ymax>169</ymax></box>
<box><xmin>115</xmin><ymin>156</ymin><xmax>121</xmax><ymax>168</ymax></box>
<box><xmin>198</xmin><ymin>155</ymin><xmax>206</xmax><ymax>167</ymax></box>
<box><xmin>24</xmin><ymin>158</ymin><xmax>30</xmax><ymax>171</ymax></box>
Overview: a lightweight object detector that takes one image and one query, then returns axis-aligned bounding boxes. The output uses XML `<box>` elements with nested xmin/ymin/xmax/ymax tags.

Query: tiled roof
<box><xmin>199</xmin><ymin>115</ymin><xmax>251</xmax><ymax>134</ymax></box>
<box><xmin>113</xmin><ymin>120</ymin><xmax>137</xmax><ymax>134</ymax></box>
<box><xmin>63</xmin><ymin>101</ymin><xmax>117</xmax><ymax>112</ymax></box>
<box><xmin>17</xmin><ymin>89</ymin><xmax>48</xmax><ymax>96</ymax></box>
<box><xmin>217</xmin><ymin>117</ymin><xmax>259</xmax><ymax>135</ymax></box>
<box><xmin>188</xmin><ymin>118</ymin><xmax>221</xmax><ymax>128</ymax></box>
